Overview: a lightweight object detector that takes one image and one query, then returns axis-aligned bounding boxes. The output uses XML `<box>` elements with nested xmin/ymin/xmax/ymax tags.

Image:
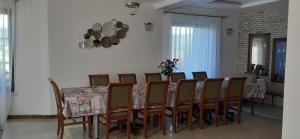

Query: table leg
<box><xmin>93</xmin><ymin>115</ymin><xmax>99</xmax><ymax>139</ymax></box>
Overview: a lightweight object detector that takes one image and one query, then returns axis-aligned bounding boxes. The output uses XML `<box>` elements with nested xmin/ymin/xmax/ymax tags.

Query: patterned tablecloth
<box><xmin>61</xmin><ymin>80</ymin><xmax>265</xmax><ymax>118</ymax></box>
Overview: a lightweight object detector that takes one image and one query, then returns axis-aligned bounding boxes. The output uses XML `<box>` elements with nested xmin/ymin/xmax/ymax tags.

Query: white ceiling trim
<box><xmin>241</xmin><ymin>0</ymin><xmax>281</xmax><ymax>8</ymax></box>
<box><xmin>154</xmin><ymin>0</ymin><xmax>215</xmax><ymax>9</ymax></box>
<box><xmin>154</xmin><ymin>0</ymin><xmax>185</xmax><ymax>9</ymax></box>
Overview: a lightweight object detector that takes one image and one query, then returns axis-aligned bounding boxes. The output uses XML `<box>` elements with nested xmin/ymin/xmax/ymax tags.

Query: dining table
<box><xmin>61</xmin><ymin>79</ymin><xmax>265</xmax><ymax>138</ymax></box>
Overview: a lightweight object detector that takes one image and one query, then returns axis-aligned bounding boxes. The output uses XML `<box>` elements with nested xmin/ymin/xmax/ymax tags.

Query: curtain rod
<box><xmin>163</xmin><ymin>11</ymin><xmax>226</xmax><ymax>18</ymax></box>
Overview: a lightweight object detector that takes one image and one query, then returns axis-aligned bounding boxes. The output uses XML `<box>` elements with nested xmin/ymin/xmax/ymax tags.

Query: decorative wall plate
<box><xmin>101</xmin><ymin>37</ymin><xmax>112</xmax><ymax>48</ymax></box>
<box><xmin>102</xmin><ymin>22</ymin><xmax>117</xmax><ymax>36</ymax></box>
<box><xmin>117</xmin><ymin>30</ymin><xmax>126</xmax><ymax>39</ymax></box>
<box><xmin>94</xmin><ymin>31</ymin><xmax>102</xmax><ymax>40</ymax></box>
<box><xmin>116</xmin><ymin>21</ymin><xmax>123</xmax><ymax>28</ymax></box>
<box><xmin>79</xmin><ymin>42</ymin><xmax>85</xmax><ymax>48</ymax></box>
<box><xmin>84</xmin><ymin>38</ymin><xmax>94</xmax><ymax>49</ymax></box>
<box><xmin>93</xmin><ymin>39</ymin><xmax>101</xmax><ymax>47</ymax></box>
<box><xmin>92</xmin><ymin>23</ymin><xmax>102</xmax><ymax>31</ymax></box>
<box><xmin>84</xmin><ymin>33</ymin><xmax>90</xmax><ymax>39</ymax></box>
<box><xmin>122</xmin><ymin>24</ymin><xmax>129</xmax><ymax>32</ymax></box>
<box><xmin>111</xmin><ymin>19</ymin><xmax>118</xmax><ymax>25</ymax></box>
<box><xmin>111</xmin><ymin>36</ymin><xmax>120</xmax><ymax>45</ymax></box>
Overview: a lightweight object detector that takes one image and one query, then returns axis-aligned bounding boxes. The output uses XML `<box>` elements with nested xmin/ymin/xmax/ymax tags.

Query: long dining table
<box><xmin>61</xmin><ymin>79</ymin><xmax>265</xmax><ymax>138</ymax></box>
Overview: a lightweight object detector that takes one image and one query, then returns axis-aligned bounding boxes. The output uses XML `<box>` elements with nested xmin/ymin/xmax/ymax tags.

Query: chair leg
<box><xmin>82</xmin><ymin>117</ymin><xmax>86</xmax><ymax>131</ymax></box>
<box><xmin>127</xmin><ymin>117</ymin><xmax>131</xmax><ymax>139</ymax></box>
<box><xmin>60</xmin><ymin>118</ymin><xmax>64</xmax><ymax>139</ymax></box>
<box><xmin>188</xmin><ymin>108</ymin><xmax>193</xmax><ymax>130</ymax></box>
<box><xmin>144</xmin><ymin>113</ymin><xmax>148</xmax><ymax>138</ymax></box>
<box><xmin>251</xmin><ymin>97</ymin><xmax>254</xmax><ymax>115</ymax></box>
<box><xmin>161</xmin><ymin>114</ymin><xmax>166</xmax><ymax>135</ymax></box>
<box><xmin>215</xmin><ymin>104</ymin><xmax>219</xmax><ymax>127</ymax></box>
<box><xmin>88</xmin><ymin>116</ymin><xmax>93</xmax><ymax>138</ymax></box>
<box><xmin>172</xmin><ymin>110</ymin><xmax>177</xmax><ymax>133</ymax></box>
<box><xmin>105</xmin><ymin>118</ymin><xmax>110</xmax><ymax>139</ymax></box>
<box><xmin>237</xmin><ymin>102</ymin><xmax>242</xmax><ymax>123</ymax></box>
<box><xmin>199</xmin><ymin>107</ymin><xmax>204</xmax><ymax>129</ymax></box>
<box><xmin>224</xmin><ymin>104</ymin><xmax>228</xmax><ymax>125</ymax></box>
<box><xmin>57</xmin><ymin>115</ymin><xmax>60</xmax><ymax>135</ymax></box>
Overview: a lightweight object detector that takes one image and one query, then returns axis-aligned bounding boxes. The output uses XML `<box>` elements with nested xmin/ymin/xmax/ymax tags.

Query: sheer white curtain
<box><xmin>0</xmin><ymin>0</ymin><xmax>15</xmax><ymax>132</ymax></box>
<box><xmin>163</xmin><ymin>13</ymin><xmax>221</xmax><ymax>78</ymax></box>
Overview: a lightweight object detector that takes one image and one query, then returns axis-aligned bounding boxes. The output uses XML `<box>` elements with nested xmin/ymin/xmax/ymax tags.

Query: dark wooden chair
<box><xmin>145</xmin><ymin>73</ymin><xmax>162</xmax><ymax>83</ymax></box>
<box><xmin>118</xmin><ymin>73</ymin><xmax>137</xmax><ymax>84</ymax></box>
<box><xmin>100</xmin><ymin>83</ymin><xmax>133</xmax><ymax>139</ymax></box>
<box><xmin>49</xmin><ymin>79</ymin><xmax>91</xmax><ymax>139</ymax></box>
<box><xmin>243</xmin><ymin>72</ymin><xmax>257</xmax><ymax>84</ymax></box>
<box><xmin>143</xmin><ymin>81</ymin><xmax>169</xmax><ymax>137</ymax></box>
<box><xmin>242</xmin><ymin>72</ymin><xmax>257</xmax><ymax>115</ymax></box>
<box><xmin>192</xmin><ymin>71</ymin><xmax>208</xmax><ymax>81</ymax></box>
<box><xmin>198</xmin><ymin>78</ymin><xmax>224</xmax><ymax>128</ymax></box>
<box><xmin>89</xmin><ymin>74</ymin><xmax>110</xmax><ymax>86</ymax></box>
<box><xmin>171</xmin><ymin>72</ymin><xmax>186</xmax><ymax>82</ymax></box>
<box><xmin>171</xmin><ymin>79</ymin><xmax>197</xmax><ymax>133</ymax></box>
<box><xmin>223</xmin><ymin>77</ymin><xmax>247</xmax><ymax>125</ymax></box>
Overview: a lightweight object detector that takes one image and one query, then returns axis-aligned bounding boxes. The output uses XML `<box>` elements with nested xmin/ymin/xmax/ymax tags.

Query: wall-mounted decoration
<box><xmin>144</xmin><ymin>22</ymin><xmax>153</xmax><ymax>32</ymax></box>
<box><xmin>79</xmin><ymin>19</ymin><xmax>129</xmax><ymax>49</ymax></box>
<box><xmin>124</xmin><ymin>0</ymin><xmax>143</xmax><ymax>15</ymax></box>
<box><xmin>226</xmin><ymin>28</ymin><xmax>233</xmax><ymax>36</ymax></box>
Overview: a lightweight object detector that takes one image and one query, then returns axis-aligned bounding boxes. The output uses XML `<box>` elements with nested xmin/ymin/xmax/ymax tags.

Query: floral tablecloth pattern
<box><xmin>61</xmin><ymin>80</ymin><xmax>265</xmax><ymax>118</ymax></box>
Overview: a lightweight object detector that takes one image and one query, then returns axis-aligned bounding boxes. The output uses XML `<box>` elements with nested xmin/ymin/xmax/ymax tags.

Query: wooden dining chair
<box><xmin>192</xmin><ymin>71</ymin><xmax>208</xmax><ymax>81</ymax></box>
<box><xmin>242</xmin><ymin>72</ymin><xmax>257</xmax><ymax>85</ymax></box>
<box><xmin>171</xmin><ymin>72</ymin><xmax>186</xmax><ymax>82</ymax></box>
<box><xmin>49</xmin><ymin>79</ymin><xmax>91</xmax><ymax>139</ymax></box>
<box><xmin>100</xmin><ymin>83</ymin><xmax>133</xmax><ymax>139</ymax></box>
<box><xmin>198</xmin><ymin>78</ymin><xmax>224</xmax><ymax>128</ymax></box>
<box><xmin>242</xmin><ymin>72</ymin><xmax>257</xmax><ymax>115</ymax></box>
<box><xmin>118</xmin><ymin>73</ymin><xmax>137</xmax><ymax>84</ymax></box>
<box><xmin>223</xmin><ymin>77</ymin><xmax>247</xmax><ymax>125</ymax></box>
<box><xmin>89</xmin><ymin>74</ymin><xmax>110</xmax><ymax>86</ymax></box>
<box><xmin>143</xmin><ymin>81</ymin><xmax>169</xmax><ymax>137</ymax></box>
<box><xmin>172</xmin><ymin>79</ymin><xmax>197</xmax><ymax>133</ymax></box>
<box><xmin>145</xmin><ymin>73</ymin><xmax>162</xmax><ymax>83</ymax></box>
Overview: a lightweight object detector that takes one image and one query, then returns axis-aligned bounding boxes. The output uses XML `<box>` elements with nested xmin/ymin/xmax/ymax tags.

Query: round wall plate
<box><xmin>101</xmin><ymin>37</ymin><xmax>112</xmax><ymax>48</ymax></box>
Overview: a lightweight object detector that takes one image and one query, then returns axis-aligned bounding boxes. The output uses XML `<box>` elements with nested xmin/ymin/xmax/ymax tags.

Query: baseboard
<box><xmin>7</xmin><ymin>115</ymin><xmax>57</xmax><ymax>119</ymax></box>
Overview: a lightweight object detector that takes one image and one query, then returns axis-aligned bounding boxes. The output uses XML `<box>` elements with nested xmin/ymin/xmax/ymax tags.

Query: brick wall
<box><xmin>237</xmin><ymin>8</ymin><xmax>288</xmax><ymax>104</ymax></box>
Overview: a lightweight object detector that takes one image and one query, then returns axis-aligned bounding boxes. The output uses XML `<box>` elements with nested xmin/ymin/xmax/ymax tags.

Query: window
<box><xmin>0</xmin><ymin>13</ymin><xmax>11</xmax><ymax>89</ymax></box>
<box><xmin>170</xmin><ymin>22</ymin><xmax>220</xmax><ymax>78</ymax></box>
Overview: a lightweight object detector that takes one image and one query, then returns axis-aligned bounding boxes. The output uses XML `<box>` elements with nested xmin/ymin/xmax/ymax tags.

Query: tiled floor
<box><xmin>2</xmin><ymin>109</ymin><xmax>282</xmax><ymax>139</ymax></box>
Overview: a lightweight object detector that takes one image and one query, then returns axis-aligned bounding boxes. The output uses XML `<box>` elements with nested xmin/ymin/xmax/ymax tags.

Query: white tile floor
<box><xmin>2</xmin><ymin>110</ymin><xmax>282</xmax><ymax>139</ymax></box>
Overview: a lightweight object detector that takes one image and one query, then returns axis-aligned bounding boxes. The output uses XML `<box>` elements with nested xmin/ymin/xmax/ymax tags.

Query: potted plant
<box><xmin>158</xmin><ymin>58</ymin><xmax>179</xmax><ymax>81</ymax></box>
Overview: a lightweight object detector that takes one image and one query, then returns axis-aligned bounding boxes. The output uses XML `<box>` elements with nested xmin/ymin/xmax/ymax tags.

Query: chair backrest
<box><xmin>174</xmin><ymin>80</ymin><xmax>197</xmax><ymax>106</ymax></box>
<box><xmin>107</xmin><ymin>83</ymin><xmax>133</xmax><ymax>112</ymax></box>
<box><xmin>192</xmin><ymin>71</ymin><xmax>207</xmax><ymax>81</ymax></box>
<box><xmin>225</xmin><ymin>77</ymin><xmax>247</xmax><ymax>98</ymax></box>
<box><xmin>171</xmin><ymin>72</ymin><xmax>186</xmax><ymax>82</ymax></box>
<box><xmin>201</xmin><ymin>78</ymin><xmax>224</xmax><ymax>102</ymax></box>
<box><xmin>50</xmin><ymin>80</ymin><xmax>63</xmax><ymax>114</ymax></box>
<box><xmin>242</xmin><ymin>72</ymin><xmax>257</xmax><ymax>84</ymax></box>
<box><xmin>118</xmin><ymin>73</ymin><xmax>137</xmax><ymax>84</ymax></box>
<box><xmin>89</xmin><ymin>74</ymin><xmax>110</xmax><ymax>86</ymax></box>
<box><xmin>145</xmin><ymin>81</ymin><xmax>169</xmax><ymax>108</ymax></box>
<box><xmin>145</xmin><ymin>73</ymin><xmax>162</xmax><ymax>83</ymax></box>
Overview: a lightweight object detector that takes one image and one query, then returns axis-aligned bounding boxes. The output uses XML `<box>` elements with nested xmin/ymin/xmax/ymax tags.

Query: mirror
<box><xmin>271</xmin><ymin>38</ymin><xmax>287</xmax><ymax>83</ymax></box>
<box><xmin>248</xmin><ymin>33</ymin><xmax>271</xmax><ymax>76</ymax></box>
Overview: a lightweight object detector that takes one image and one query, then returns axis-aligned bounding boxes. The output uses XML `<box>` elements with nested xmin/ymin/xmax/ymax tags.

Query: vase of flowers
<box><xmin>158</xmin><ymin>58</ymin><xmax>179</xmax><ymax>81</ymax></box>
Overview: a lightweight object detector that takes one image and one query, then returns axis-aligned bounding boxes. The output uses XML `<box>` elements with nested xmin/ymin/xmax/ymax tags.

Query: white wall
<box><xmin>10</xmin><ymin>0</ymin><xmax>51</xmax><ymax>115</ymax></box>
<box><xmin>282</xmin><ymin>0</ymin><xmax>300</xmax><ymax>138</ymax></box>
<box><xmin>48</xmin><ymin>0</ymin><xmax>164</xmax><ymax>113</ymax></box>
<box><xmin>48</xmin><ymin>0</ymin><xmax>164</xmax><ymax>87</ymax></box>
<box><xmin>165</xmin><ymin>7</ymin><xmax>240</xmax><ymax>77</ymax></box>
<box><xmin>10</xmin><ymin>0</ymin><xmax>240</xmax><ymax>115</ymax></box>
